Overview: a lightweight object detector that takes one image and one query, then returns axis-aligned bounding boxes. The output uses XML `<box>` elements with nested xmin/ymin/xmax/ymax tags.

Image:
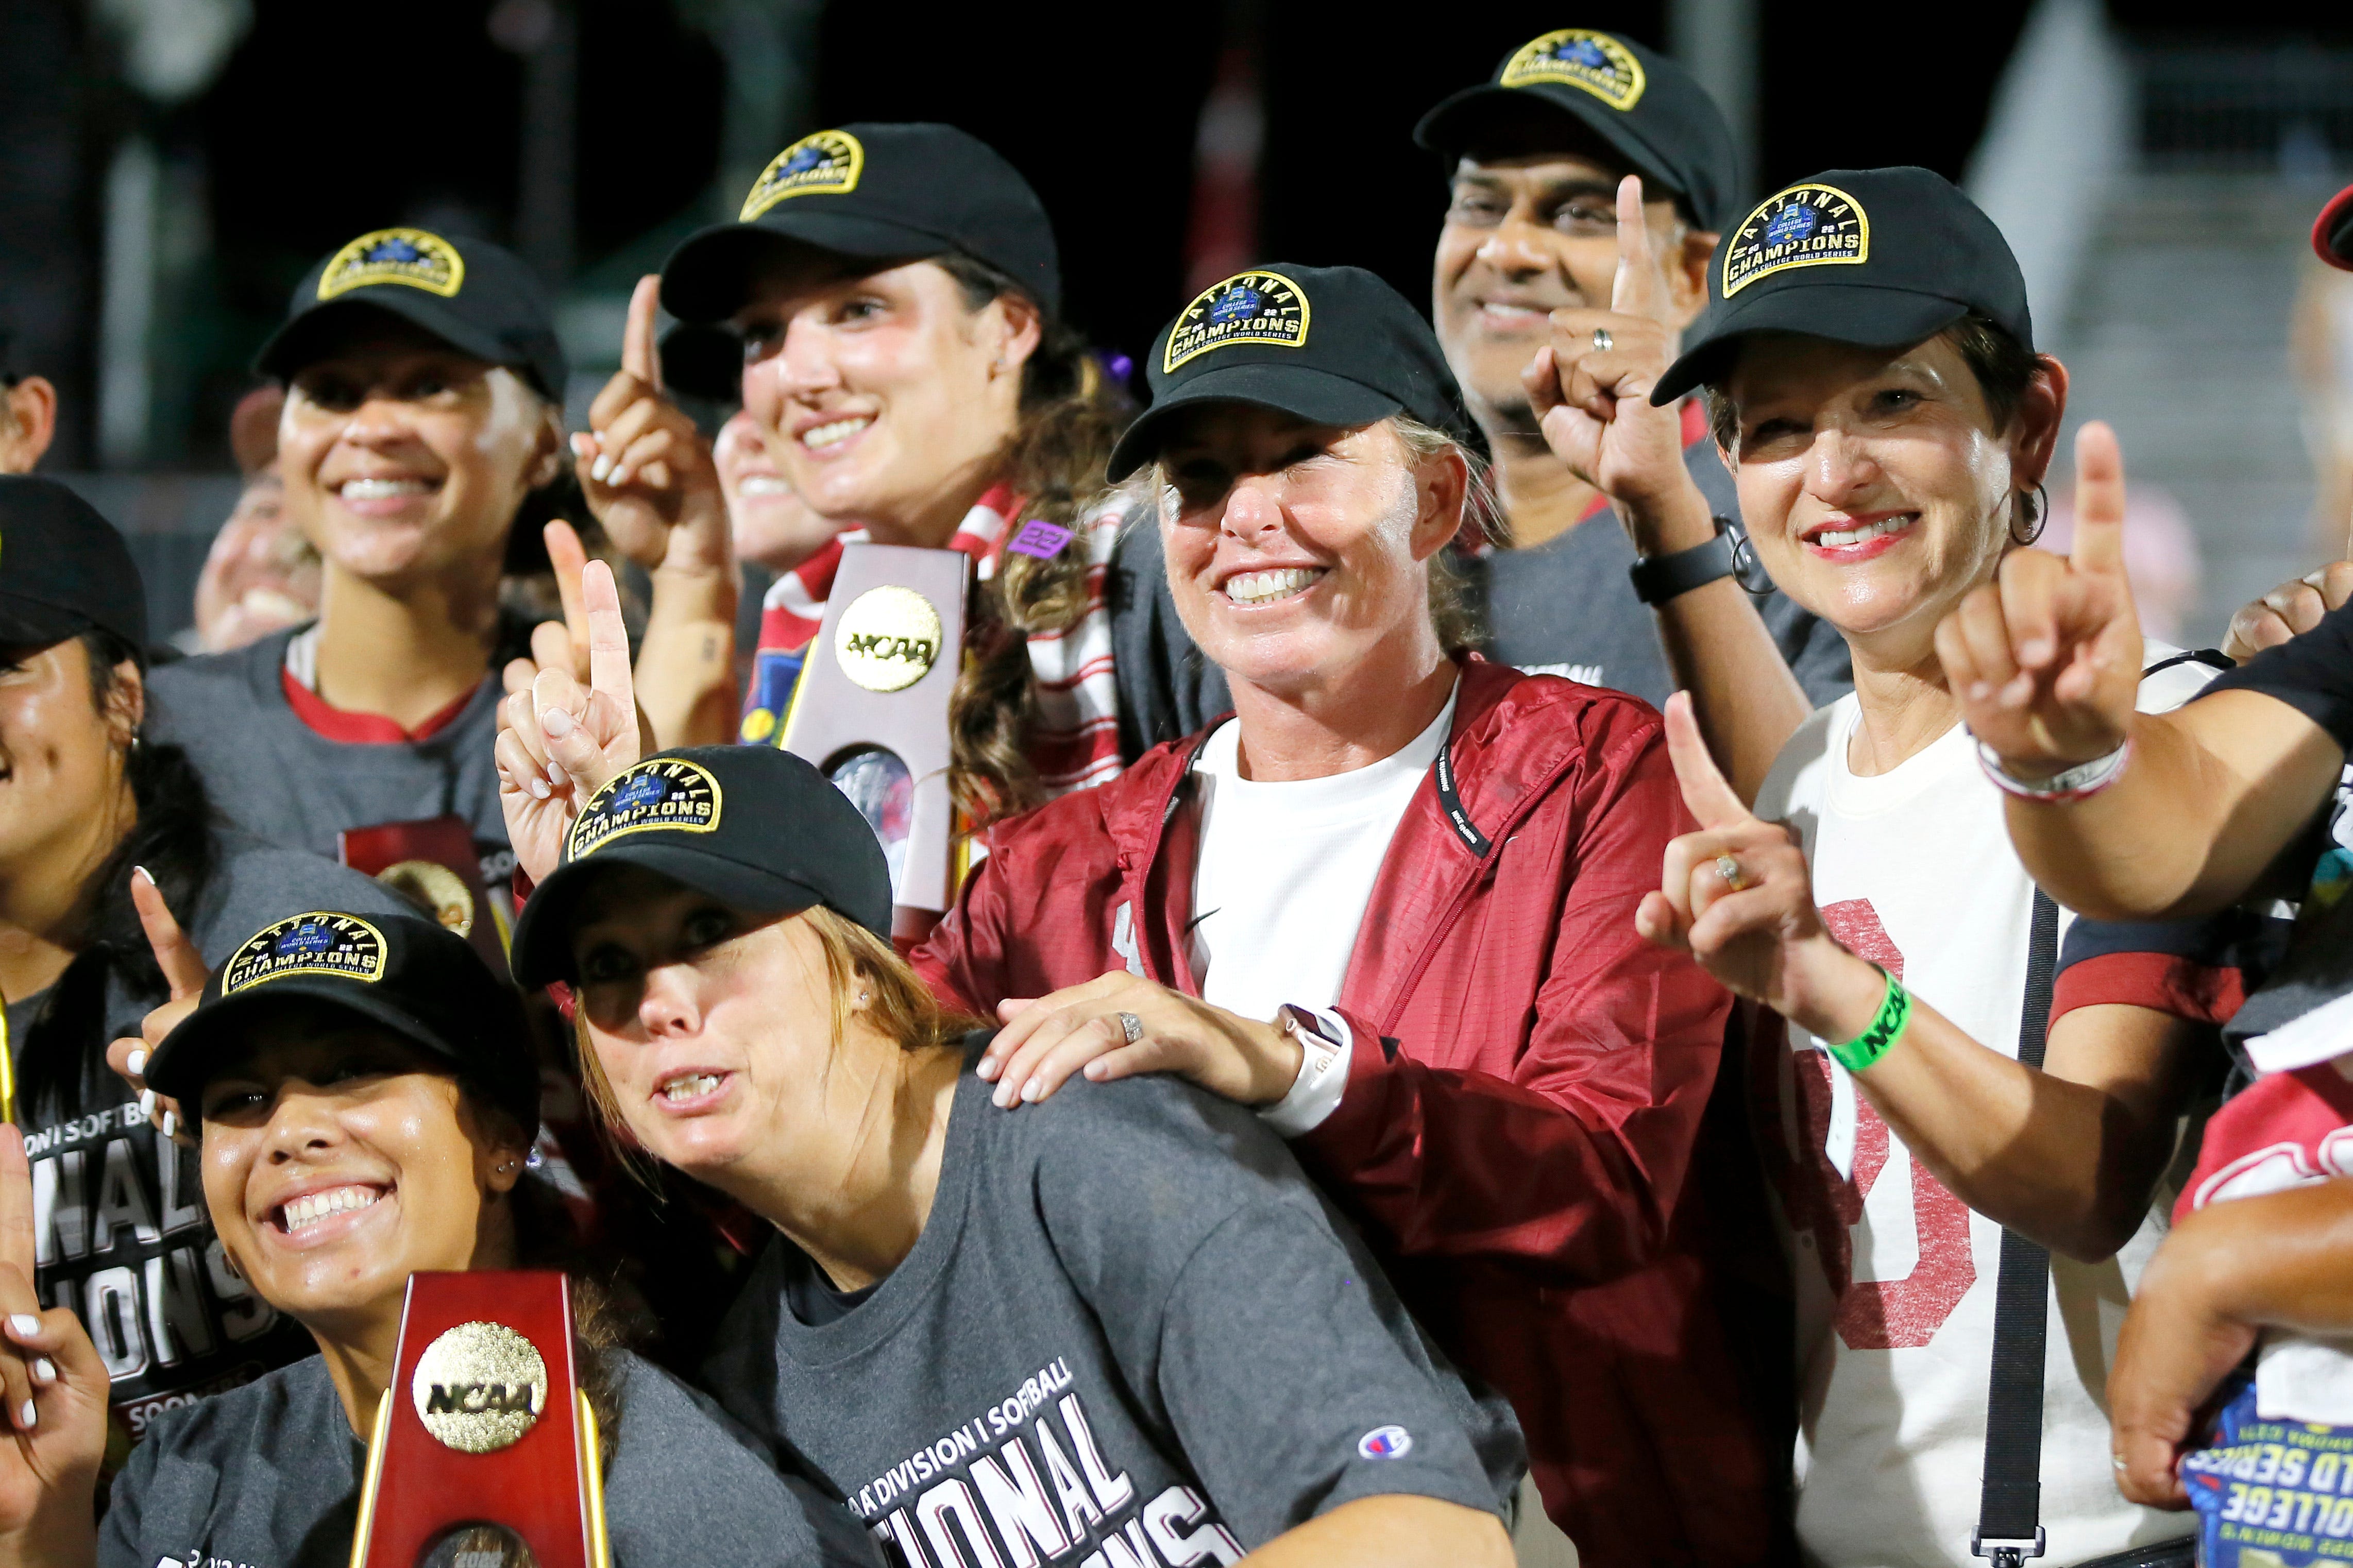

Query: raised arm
<box><xmin>1523</xmin><ymin>175</ymin><xmax>1812</xmax><ymax>803</ymax></box>
<box><xmin>1637</xmin><ymin>692</ymin><xmax>2205</xmax><ymax>1259</ymax></box>
<box><xmin>573</xmin><ymin>275</ymin><xmax>740</xmax><ymax>749</ymax></box>
<box><xmin>1939</xmin><ymin>423</ymin><xmax>2344</xmax><ymax>918</ymax></box>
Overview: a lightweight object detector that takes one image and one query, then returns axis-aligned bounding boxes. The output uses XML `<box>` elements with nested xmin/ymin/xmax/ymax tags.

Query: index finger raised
<box><xmin>2069</xmin><ymin>421</ymin><xmax>2129</xmax><ymax>580</ymax></box>
<box><xmin>620</xmin><ymin>275</ymin><xmax>663</xmax><ymax>390</ymax></box>
<box><xmin>0</xmin><ymin>1126</ymin><xmax>32</xmax><ymax>1282</ymax></box>
<box><xmin>1610</xmin><ymin>174</ymin><xmax>1663</xmax><ymax>319</ymax></box>
<box><xmin>131</xmin><ymin>867</ymin><xmax>209</xmax><ymax>1000</ymax></box>
<box><xmin>1662</xmin><ymin>691</ymin><xmax>1752</xmax><ymax>830</ymax></box>
<box><xmin>582</xmin><ymin>559</ymin><xmax>635</xmax><ymax>715</ymax></box>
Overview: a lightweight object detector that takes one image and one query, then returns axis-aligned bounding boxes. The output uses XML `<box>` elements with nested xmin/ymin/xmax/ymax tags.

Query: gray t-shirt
<box><xmin>1480</xmin><ymin>437</ymin><xmax>1853</xmax><ymax>709</ymax></box>
<box><xmin>100</xmin><ymin>1348</ymin><xmax>883</xmax><ymax>1568</ymax></box>
<box><xmin>2</xmin><ymin>835</ymin><xmax>410</xmax><ymax>1442</ymax></box>
<box><xmin>145</xmin><ymin>626</ymin><xmax>517</xmax><ymax>890</ymax></box>
<box><xmin>704</xmin><ymin>1047</ymin><xmax>1524</xmax><ymax>1567</ymax></box>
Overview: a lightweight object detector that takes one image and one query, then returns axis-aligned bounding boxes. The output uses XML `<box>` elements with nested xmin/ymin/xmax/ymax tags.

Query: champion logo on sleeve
<box><xmin>1357</xmin><ymin>1425</ymin><xmax>1414</xmax><ymax>1460</ymax></box>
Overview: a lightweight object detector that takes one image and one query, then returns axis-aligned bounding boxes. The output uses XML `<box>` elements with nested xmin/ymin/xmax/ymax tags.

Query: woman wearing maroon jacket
<box><xmin>906</xmin><ymin>265</ymin><xmax>1766</xmax><ymax>1566</ymax></box>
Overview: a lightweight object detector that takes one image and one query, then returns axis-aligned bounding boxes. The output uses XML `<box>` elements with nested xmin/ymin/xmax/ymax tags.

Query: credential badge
<box><xmin>317</xmin><ymin>229</ymin><xmax>466</xmax><ymax>301</ymax></box>
<box><xmin>834</xmin><ymin>585</ymin><xmax>943</xmax><ymax>694</ymax></box>
<box><xmin>411</xmin><ymin>1321</ymin><xmax>547</xmax><ymax>1454</ymax></box>
<box><xmin>1163</xmin><ymin>270</ymin><xmax>1310</xmax><ymax>373</ymax></box>
<box><xmin>220</xmin><ymin>913</ymin><xmax>388</xmax><ymax>995</ymax></box>
<box><xmin>1722</xmin><ymin>184</ymin><xmax>1871</xmax><ymax>297</ymax></box>
<box><xmin>741</xmin><ymin>129</ymin><xmax>865</xmax><ymax>221</ymax></box>
<box><xmin>1498</xmin><ymin>30</ymin><xmax>1646</xmax><ymax>112</ymax></box>
<box><xmin>566</xmin><ymin>757</ymin><xmax>724</xmax><ymax>862</ymax></box>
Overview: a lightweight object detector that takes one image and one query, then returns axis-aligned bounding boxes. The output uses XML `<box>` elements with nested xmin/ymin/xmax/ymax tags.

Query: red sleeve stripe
<box><xmin>2050</xmin><ymin>950</ymin><xmax>2248</xmax><ymax>1028</ymax></box>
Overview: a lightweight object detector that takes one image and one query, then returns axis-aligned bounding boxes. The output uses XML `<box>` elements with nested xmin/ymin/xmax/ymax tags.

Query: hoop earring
<box><xmin>2009</xmin><ymin>483</ymin><xmax>2049</xmax><ymax>547</ymax></box>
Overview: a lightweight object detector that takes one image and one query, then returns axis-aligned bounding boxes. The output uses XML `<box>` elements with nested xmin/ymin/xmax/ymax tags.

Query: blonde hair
<box><xmin>1136</xmin><ymin>414</ymin><xmax>1495</xmax><ymax>655</ymax></box>
<box><xmin>570</xmin><ymin>905</ymin><xmax>987</xmax><ymax>1186</ymax></box>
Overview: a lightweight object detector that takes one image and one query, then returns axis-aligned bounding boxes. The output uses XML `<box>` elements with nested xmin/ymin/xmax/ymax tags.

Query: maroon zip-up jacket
<box><xmin>911</xmin><ymin>658</ymin><xmax>1779</xmax><ymax>1565</ymax></box>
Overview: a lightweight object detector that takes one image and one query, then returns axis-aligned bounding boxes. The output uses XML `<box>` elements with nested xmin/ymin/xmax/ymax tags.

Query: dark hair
<box><xmin>15</xmin><ymin>632</ymin><xmax>222</xmax><ymax>1117</ymax></box>
<box><xmin>1702</xmin><ymin>313</ymin><xmax>2043</xmax><ymax>451</ymax></box>
<box><xmin>930</xmin><ymin>252</ymin><xmax>1134</xmax><ymax>827</ymax></box>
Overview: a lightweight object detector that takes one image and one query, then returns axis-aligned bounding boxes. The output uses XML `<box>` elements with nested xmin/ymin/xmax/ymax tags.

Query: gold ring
<box><xmin>1714</xmin><ymin>854</ymin><xmax>1752</xmax><ymax>892</ymax></box>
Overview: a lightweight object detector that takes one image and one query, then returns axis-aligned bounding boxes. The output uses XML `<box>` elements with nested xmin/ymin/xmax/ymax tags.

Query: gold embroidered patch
<box><xmin>566</xmin><ymin>757</ymin><xmax>724</xmax><ymax>862</ymax></box>
<box><xmin>1722</xmin><ymin>184</ymin><xmax>1871</xmax><ymax>297</ymax></box>
<box><xmin>741</xmin><ymin>130</ymin><xmax>865</xmax><ymax>221</ymax></box>
<box><xmin>221</xmin><ymin>913</ymin><xmax>388</xmax><ymax>994</ymax></box>
<box><xmin>1163</xmin><ymin>270</ymin><xmax>1310</xmax><ymax>373</ymax></box>
<box><xmin>1498</xmin><ymin>31</ymin><xmax>1646</xmax><ymax>112</ymax></box>
<box><xmin>317</xmin><ymin>229</ymin><xmax>465</xmax><ymax>301</ymax></box>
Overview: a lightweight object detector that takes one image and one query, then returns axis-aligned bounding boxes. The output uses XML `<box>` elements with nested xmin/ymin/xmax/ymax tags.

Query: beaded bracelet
<box><xmin>1827</xmin><ymin>967</ymin><xmax>1912</xmax><ymax>1074</ymax></box>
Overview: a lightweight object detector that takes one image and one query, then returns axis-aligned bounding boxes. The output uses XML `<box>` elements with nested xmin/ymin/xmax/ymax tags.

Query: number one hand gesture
<box><xmin>497</xmin><ymin>558</ymin><xmax>646</xmax><ymax>886</ymax></box>
<box><xmin>0</xmin><ymin>1124</ymin><xmax>109</xmax><ymax>1559</ymax></box>
<box><xmin>1936</xmin><ymin>421</ymin><xmax>2144</xmax><ymax>778</ymax></box>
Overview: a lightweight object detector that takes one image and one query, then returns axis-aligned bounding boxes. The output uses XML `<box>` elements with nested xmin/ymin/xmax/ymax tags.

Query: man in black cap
<box><xmin>0</xmin><ymin>329</ymin><xmax>58</xmax><ymax>474</ymax></box>
<box><xmin>1419</xmin><ymin>28</ymin><xmax>1848</xmax><ymax>789</ymax></box>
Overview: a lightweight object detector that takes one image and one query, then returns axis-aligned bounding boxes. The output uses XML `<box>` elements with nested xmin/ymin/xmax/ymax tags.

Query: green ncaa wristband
<box><xmin>1826</xmin><ymin>968</ymin><xmax>1911</xmax><ymax>1073</ymax></box>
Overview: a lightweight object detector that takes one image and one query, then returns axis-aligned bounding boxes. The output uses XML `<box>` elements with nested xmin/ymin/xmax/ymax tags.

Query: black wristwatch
<box><xmin>1628</xmin><ymin>515</ymin><xmax>1771</xmax><ymax>605</ymax></box>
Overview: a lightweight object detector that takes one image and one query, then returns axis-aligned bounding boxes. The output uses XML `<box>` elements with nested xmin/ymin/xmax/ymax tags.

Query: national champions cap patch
<box><xmin>1163</xmin><ymin>269</ymin><xmax>1311</xmax><ymax>373</ymax></box>
<box><xmin>221</xmin><ymin>913</ymin><xmax>389</xmax><ymax>995</ymax></box>
<box><xmin>1723</xmin><ymin>184</ymin><xmax>1871</xmax><ymax>297</ymax></box>
<box><xmin>1498</xmin><ymin>29</ymin><xmax>1647</xmax><ymax>112</ymax></box>
<box><xmin>741</xmin><ymin>129</ymin><xmax>866</xmax><ymax>221</ymax></box>
<box><xmin>567</xmin><ymin>756</ymin><xmax>724</xmax><ymax>862</ymax></box>
<box><xmin>317</xmin><ymin>229</ymin><xmax>466</xmax><ymax>301</ymax></box>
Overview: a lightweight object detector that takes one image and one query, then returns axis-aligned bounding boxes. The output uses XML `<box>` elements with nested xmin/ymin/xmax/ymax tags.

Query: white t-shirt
<box><xmin>1751</xmin><ymin>645</ymin><xmax>2211</xmax><ymax>1568</ymax></box>
<box><xmin>1190</xmin><ymin>691</ymin><xmax>1457</xmax><ymax>1027</ymax></box>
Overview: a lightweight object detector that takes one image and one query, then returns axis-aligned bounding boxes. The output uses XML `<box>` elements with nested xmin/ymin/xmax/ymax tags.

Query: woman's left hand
<box><xmin>2108</xmin><ymin>1202</ymin><xmax>2262</xmax><ymax>1509</ymax></box>
<box><xmin>980</xmin><ymin>975</ymin><xmax>1302</xmax><ymax>1111</ymax></box>
<box><xmin>572</xmin><ymin>276</ymin><xmax>731</xmax><ymax>580</ymax></box>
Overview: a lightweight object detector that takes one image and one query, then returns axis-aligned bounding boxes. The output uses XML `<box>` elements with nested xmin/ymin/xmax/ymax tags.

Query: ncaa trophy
<box><xmin>775</xmin><ymin>542</ymin><xmax>970</xmax><ymax>945</ymax></box>
<box><xmin>350</xmin><ymin>1271</ymin><xmax>606</xmax><ymax>1568</ymax></box>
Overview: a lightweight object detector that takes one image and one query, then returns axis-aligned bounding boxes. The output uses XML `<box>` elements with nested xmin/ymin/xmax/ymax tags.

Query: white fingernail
<box><xmin>610</xmin><ymin>467</ymin><xmax>632</xmax><ymax>488</ymax></box>
<box><xmin>541</xmin><ymin>706</ymin><xmax>577</xmax><ymax>739</ymax></box>
<box><xmin>132</xmin><ymin>864</ymin><xmax>154</xmax><ymax>885</ymax></box>
<box><xmin>161</xmin><ymin>1110</ymin><xmax>176</xmax><ymax>1137</ymax></box>
<box><xmin>127</xmin><ymin>1049</ymin><xmax>148</xmax><ymax>1077</ymax></box>
<box><xmin>9</xmin><ymin>1316</ymin><xmax>36</xmax><ymax>1337</ymax></box>
<box><xmin>547</xmin><ymin>761</ymin><xmax>568</xmax><ymax>787</ymax></box>
<box><xmin>18</xmin><ymin>1400</ymin><xmax>32</xmax><ymax>1430</ymax></box>
<box><xmin>528</xmin><ymin>776</ymin><xmax>550</xmax><ymax>799</ymax></box>
<box><xmin>138</xmin><ymin>1089</ymin><xmax>155</xmax><ymax>1117</ymax></box>
<box><xmin>1021</xmin><ymin>1077</ymin><xmax>1043</xmax><ymax>1103</ymax></box>
<box><xmin>590</xmin><ymin>454</ymin><xmax>612</xmax><ymax>483</ymax></box>
<box><xmin>31</xmin><ymin>1359</ymin><xmax>54</xmax><ymax>1386</ymax></box>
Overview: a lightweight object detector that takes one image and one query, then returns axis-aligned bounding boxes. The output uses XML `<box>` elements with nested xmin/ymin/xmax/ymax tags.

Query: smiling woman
<box><xmin>0</xmin><ymin>910</ymin><xmax>881</xmax><ymax>1568</ymax></box>
<box><xmin>143</xmin><ymin>230</ymin><xmax>579</xmax><ymax>907</ymax></box>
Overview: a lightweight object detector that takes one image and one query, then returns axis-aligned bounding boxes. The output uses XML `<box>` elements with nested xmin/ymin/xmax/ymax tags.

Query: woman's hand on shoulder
<box><xmin>979</xmin><ymin>975</ymin><xmax>1302</xmax><ymax>1112</ymax></box>
<box><xmin>496</xmin><ymin>557</ymin><xmax>645</xmax><ymax>885</ymax></box>
<box><xmin>572</xmin><ymin>276</ymin><xmax>731</xmax><ymax>582</ymax></box>
<box><xmin>1635</xmin><ymin>693</ymin><xmax>1877</xmax><ymax>1030</ymax></box>
<box><xmin>1935</xmin><ymin>422</ymin><xmax>2144</xmax><ymax>780</ymax></box>
<box><xmin>2223</xmin><ymin>560</ymin><xmax>2353</xmax><ymax>662</ymax></box>
<box><xmin>0</xmin><ymin>1127</ymin><xmax>108</xmax><ymax>1566</ymax></box>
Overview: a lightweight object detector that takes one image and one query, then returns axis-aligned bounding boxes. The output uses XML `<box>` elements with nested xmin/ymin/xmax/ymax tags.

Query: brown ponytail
<box><xmin>932</xmin><ymin>254</ymin><xmax>1135</xmax><ymax>828</ymax></box>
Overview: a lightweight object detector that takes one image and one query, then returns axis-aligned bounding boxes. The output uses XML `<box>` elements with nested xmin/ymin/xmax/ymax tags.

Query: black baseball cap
<box><xmin>1107</xmin><ymin>264</ymin><xmax>1484</xmax><ymax>482</ymax></box>
<box><xmin>1652</xmin><ymin>167</ymin><xmax>2033</xmax><ymax>405</ymax></box>
<box><xmin>0</xmin><ymin>475</ymin><xmax>147</xmax><ymax>653</ymax></box>
<box><xmin>660</xmin><ymin>322</ymin><xmax>746</xmax><ymax>404</ymax></box>
<box><xmin>510</xmin><ymin>745</ymin><xmax>892</xmax><ymax>988</ymax></box>
<box><xmin>255</xmin><ymin>229</ymin><xmax>569</xmax><ymax>402</ymax></box>
<box><xmin>147</xmin><ymin>910</ymin><xmax>540</xmax><ymax>1139</ymax></box>
<box><xmin>2314</xmin><ymin>183</ymin><xmax>2353</xmax><ymax>272</ymax></box>
<box><xmin>659</xmin><ymin>124</ymin><xmax>1061</xmax><ymax>325</ymax></box>
<box><xmin>1416</xmin><ymin>29</ymin><xmax>1739</xmax><ymax>233</ymax></box>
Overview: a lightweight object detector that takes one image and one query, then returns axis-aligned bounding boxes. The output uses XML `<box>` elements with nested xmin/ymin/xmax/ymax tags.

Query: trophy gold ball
<box><xmin>411</xmin><ymin>1321</ymin><xmax>548</xmax><ymax>1454</ymax></box>
<box><xmin>834</xmin><ymin>585</ymin><xmax>943</xmax><ymax>693</ymax></box>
